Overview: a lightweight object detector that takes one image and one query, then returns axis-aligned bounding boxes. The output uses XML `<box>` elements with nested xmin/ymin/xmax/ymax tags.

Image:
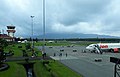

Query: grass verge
<box><xmin>34</xmin><ymin>60</ymin><xmax>82</xmax><ymax>77</ymax></box>
<box><xmin>0</xmin><ymin>62</ymin><xmax>26</xmax><ymax>77</ymax></box>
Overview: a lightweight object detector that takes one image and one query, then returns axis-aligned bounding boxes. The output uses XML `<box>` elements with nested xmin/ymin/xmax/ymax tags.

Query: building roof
<box><xmin>0</xmin><ymin>34</ymin><xmax>13</xmax><ymax>39</ymax></box>
<box><xmin>7</xmin><ymin>26</ymin><xmax>15</xmax><ymax>28</ymax></box>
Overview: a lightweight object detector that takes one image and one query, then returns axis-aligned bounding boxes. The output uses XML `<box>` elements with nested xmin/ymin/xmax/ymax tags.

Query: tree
<box><xmin>29</xmin><ymin>37</ymin><xmax>32</xmax><ymax>41</ymax></box>
<box><xmin>0</xmin><ymin>39</ymin><xmax>8</xmax><ymax>67</ymax></box>
<box><xmin>0</xmin><ymin>38</ymin><xmax>8</xmax><ymax>48</ymax></box>
<box><xmin>35</xmin><ymin>38</ymin><xmax>38</xmax><ymax>42</ymax></box>
<box><xmin>25</xmin><ymin>43</ymin><xmax>31</xmax><ymax>50</ymax></box>
<box><xmin>0</xmin><ymin>47</ymin><xmax>5</xmax><ymax>67</ymax></box>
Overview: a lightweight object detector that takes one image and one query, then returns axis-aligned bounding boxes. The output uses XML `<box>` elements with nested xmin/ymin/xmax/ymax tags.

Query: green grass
<box><xmin>35</xmin><ymin>41</ymin><xmax>72</xmax><ymax>46</ymax></box>
<box><xmin>35</xmin><ymin>41</ymin><xmax>98</xmax><ymax>46</ymax></box>
<box><xmin>4</xmin><ymin>43</ymin><xmax>42</xmax><ymax>57</ymax></box>
<box><xmin>75</xmin><ymin>41</ymin><xmax>96</xmax><ymax>46</ymax></box>
<box><xmin>49</xmin><ymin>61</ymin><xmax>82</xmax><ymax>77</ymax></box>
<box><xmin>0</xmin><ymin>62</ymin><xmax>26</xmax><ymax>77</ymax></box>
<box><xmin>0</xmin><ymin>60</ymin><xmax>82</xmax><ymax>77</ymax></box>
<box><xmin>1</xmin><ymin>42</ymin><xmax>83</xmax><ymax>77</ymax></box>
<box><xmin>46</xmin><ymin>42</ymin><xmax>71</xmax><ymax>46</ymax></box>
<box><xmin>34</xmin><ymin>60</ymin><xmax>82</xmax><ymax>77</ymax></box>
<box><xmin>4</xmin><ymin>43</ymin><xmax>25</xmax><ymax>57</ymax></box>
<box><xmin>34</xmin><ymin>61</ymin><xmax>51</xmax><ymax>77</ymax></box>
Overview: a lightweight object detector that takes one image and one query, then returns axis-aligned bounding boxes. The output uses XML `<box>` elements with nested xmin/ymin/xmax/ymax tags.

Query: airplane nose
<box><xmin>86</xmin><ymin>46</ymin><xmax>89</xmax><ymax>49</ymax></box>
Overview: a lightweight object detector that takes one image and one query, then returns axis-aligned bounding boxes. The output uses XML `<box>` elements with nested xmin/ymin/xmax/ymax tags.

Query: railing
<box><xmin>110</xmin><ymin>57</ymin><xmax>120</xmax><ymax>77</ymax></box>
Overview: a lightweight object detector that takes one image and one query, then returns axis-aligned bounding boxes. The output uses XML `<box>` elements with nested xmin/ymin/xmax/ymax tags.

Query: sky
<box><xmin>0</xmin><ymin>0</ymin><xmax>120</xmax><ymax>37</ymax></box>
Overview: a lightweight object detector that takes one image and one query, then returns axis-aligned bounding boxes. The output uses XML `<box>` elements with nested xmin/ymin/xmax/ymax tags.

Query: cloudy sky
<box><xmin>0</xmin><ymin>0</ymin><xmax>120</xmax><ymax>37</ymax></box>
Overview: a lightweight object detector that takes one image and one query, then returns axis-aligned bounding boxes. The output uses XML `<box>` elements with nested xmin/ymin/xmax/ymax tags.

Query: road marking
<box><xmin>50</xmin><ymin>56</ymin><xmax>78</xmax><ymax>60</ymax></box>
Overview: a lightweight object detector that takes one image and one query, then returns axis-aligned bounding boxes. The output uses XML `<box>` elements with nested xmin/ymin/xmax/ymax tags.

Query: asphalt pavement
<box><xmin>5</xmin><ymin>56</ymin><xmax>51</xmax><ymax>62</ymax></box>
<box><xmin>36</xmin><ymin>45</ymin><xmax>119</xmax><ymax>77</ymax></box>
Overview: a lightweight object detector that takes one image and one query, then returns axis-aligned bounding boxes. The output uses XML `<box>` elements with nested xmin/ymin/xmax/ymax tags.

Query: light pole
<box><xmin>30</xmin><ymin>16</ymin><xmax>35</xmax><ymax>49</ymax></box>
<box><xmin>42</xmin><ymin>0</ymin><xmax>46</xmax><ymax>55</ymax></box>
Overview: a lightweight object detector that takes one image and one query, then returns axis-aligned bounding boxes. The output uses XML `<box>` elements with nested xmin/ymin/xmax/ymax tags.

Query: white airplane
<box><xmin>86</xmin><ymin>43</ymin><xmax>120</xmax><ymax>54</ymax></box>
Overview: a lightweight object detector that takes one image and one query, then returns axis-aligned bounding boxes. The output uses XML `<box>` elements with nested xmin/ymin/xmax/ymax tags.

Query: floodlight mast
<box><xmin>31</xmin><ymin>15</ymin><xmax>35</xmax><ymax>49</ymax></box>
<box><xmin>42</xmin><ymin>0</ymin><xmax>46</xmax><ymax>54</ymax></box>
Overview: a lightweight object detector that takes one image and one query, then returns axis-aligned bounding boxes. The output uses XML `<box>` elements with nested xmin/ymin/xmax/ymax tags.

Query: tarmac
<box><xmin>36</xmin><ymin>45</ymin><xmax>120</xmax><ymax>77</ymax></box>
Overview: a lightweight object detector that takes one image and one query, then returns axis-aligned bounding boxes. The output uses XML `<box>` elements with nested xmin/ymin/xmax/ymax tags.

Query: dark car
<box><xmin>73</xmin><ymin>49</ymin><xmax>77</xmax><ymax>52</ymax></box>
<box><xmin>60</xmin><ymin>49</ymin><xmax>64</xmax><ymax>52</ymax></box>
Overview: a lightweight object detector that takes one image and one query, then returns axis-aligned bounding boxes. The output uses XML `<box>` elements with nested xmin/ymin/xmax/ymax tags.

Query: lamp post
<box><xmin>30</xmin><ymin>16</ymin><xmax>35</xmax><ymax>49</ymax></box>
<box><xmin>42</xmin><ymin>0</ymin><xmax>46</xmax><ymax>55</ymax></box>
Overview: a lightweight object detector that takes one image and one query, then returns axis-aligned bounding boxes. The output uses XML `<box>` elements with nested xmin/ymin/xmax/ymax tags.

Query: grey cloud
<box><xmin>0</xmin><ymin>0</ymin><xmax>120</xmax><ymax>37</ymax></box>
<box><xmin>45</xmin><ymin>0</ymin><xmax>111</xmax><ymax>26</ymax></box>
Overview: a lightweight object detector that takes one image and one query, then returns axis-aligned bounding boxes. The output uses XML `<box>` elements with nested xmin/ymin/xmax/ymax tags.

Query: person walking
<box><xmin>66</xmin><ymin>53</ymin><xmax>67</xmax><ymax>57</ymax></box>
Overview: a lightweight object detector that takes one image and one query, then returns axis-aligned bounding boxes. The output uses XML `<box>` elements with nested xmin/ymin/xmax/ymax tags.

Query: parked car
<box><xmin>73</xmin><ymin>49</ymin><xmax>77</xmax><ymax>52</ymax></box>
<box><xmin>60</xmin><ymin>49</ymin><xmax>64</xmax><ymax>52</ymax></box>
<box><xmin>49</xmin><ymin>46</ymin><xmax>53</xmax><ymax>48</ymax></box>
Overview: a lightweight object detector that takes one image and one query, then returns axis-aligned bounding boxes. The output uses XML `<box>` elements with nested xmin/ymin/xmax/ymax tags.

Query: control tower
<box><xmin>7</xmin><ymin>26</ymin><xmax>16</xmax><ymax>37</ymax></box>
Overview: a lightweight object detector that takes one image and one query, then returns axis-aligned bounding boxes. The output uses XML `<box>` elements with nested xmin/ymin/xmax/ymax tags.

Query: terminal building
<box><xmin>0</xmin><ymin>26</ymin><xmax>16</xmax><ymax>41</ymax></box>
